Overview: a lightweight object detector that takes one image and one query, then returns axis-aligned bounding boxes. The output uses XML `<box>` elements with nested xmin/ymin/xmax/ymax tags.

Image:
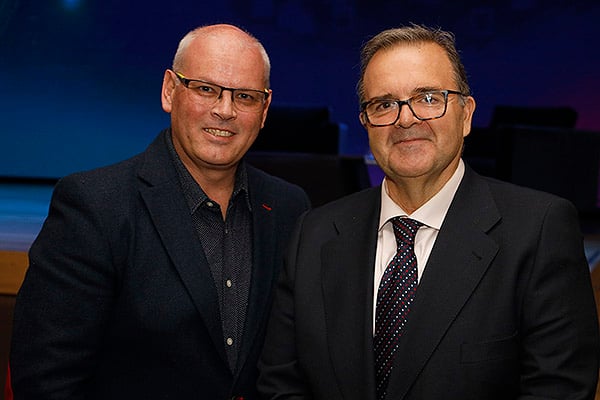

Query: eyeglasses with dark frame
<box><xmin>360</xmin><ymin>89</ymin><xmax>467</xmax><ymax>127</ymax></box>
<box><xmin>173</xmin><ymin>70</ymin><xmax>270</xmax><ymax>113</ymax></box>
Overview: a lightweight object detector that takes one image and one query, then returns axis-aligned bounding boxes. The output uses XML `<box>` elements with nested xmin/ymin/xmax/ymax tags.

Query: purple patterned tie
<box><xmin>374</xmin><ymin>217</ymin><xmax>422</xmax><ymax>400</ymax></box>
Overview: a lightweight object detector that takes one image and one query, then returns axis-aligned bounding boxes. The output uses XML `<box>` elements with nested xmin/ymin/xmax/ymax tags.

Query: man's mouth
<box><xmin>205</xmin><ymin>128</ymin><xmax>234</xmax><ymax>137</ymax></box>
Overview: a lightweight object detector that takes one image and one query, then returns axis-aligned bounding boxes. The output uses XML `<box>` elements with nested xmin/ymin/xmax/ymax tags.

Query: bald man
<box><xmin>10</xmin><ymin>24</ymin><xmax>310</xmax><ymax>400</ymax></box>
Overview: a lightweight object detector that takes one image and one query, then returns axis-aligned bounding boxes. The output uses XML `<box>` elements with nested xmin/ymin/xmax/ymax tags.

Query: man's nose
<box><xmin>212</xmin><ymin>89</ymin><xmax>237</xmax><ymax>119</ymax></box>
<box><xmin>394</xmin><ymin>102</ymin><xmax>419</xmax><ymax>128</ymax></box>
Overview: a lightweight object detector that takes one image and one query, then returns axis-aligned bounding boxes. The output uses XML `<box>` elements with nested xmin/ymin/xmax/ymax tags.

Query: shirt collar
<box><xmin>379</xmin><ymin>159</ymin><xmax>465</xmax><ymax>230</ymax></box>
<box><xmin>166</xmin><ymin>129</ymin><xmax>251</xmax><ymax>214</ymax></box>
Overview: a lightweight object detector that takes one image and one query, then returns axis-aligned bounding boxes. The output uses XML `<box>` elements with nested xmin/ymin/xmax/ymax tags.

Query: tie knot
<box><xmin>391</xmin><ymin>217</ymin><xmax>422</xmax><ymax>245</ymax></box>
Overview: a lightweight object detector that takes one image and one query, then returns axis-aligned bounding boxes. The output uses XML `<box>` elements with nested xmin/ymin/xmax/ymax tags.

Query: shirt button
<box><xmin>226</xmin><ymin>279</ymin><xmax>232</xmax><ymax>288</ymax></box>
<box><xmin>206</xmin><ymin>201</ymin><xmax>214</xmax><ymax>207</ymax></box>
<box><xmin>226</xmin><ymin>337</ymin><xmax>233</xmax><ymax>346</ymax></box>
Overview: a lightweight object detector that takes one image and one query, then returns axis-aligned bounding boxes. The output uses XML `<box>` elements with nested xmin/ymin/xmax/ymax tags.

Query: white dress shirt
<box><xmin>372</xmin><ymin>159</ymin><xmax>465</xmax><ymax>332</ymax></box>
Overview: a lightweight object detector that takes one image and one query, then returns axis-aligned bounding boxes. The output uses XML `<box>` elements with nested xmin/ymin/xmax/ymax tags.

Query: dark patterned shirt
<box><xmin>166</xmin><ymin>131</ymin><xmax>252</xmax><ymax>372</ymax></box>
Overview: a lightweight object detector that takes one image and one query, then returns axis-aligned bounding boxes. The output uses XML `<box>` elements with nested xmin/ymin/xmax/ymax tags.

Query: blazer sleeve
<box><xmin>10</xmin><ymin>174</ymin><xmax>117</xmax><ymax>399</ymax></box>
<box><xmin>258</xmin><ymin>212</ymin><xmax>313</xmax><ymax>400</ymax></box>
<box><xmin>518</xmin><ymin>196</ymin><xmax>600</xmax><ymax>399</ymax></box>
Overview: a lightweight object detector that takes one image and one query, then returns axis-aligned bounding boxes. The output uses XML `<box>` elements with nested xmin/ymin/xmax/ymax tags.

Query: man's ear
<box><xmin>260</xmin><ymin>89</ymin><xmax>273</xmax><ymax>129</ymax></box>
<box><xmin>461</xmin><ymin>96</ymin><xmax>476</xmax><ymax>138</ymax></box>
<box><xmin>161</xmin><ymin>70</ymin><xmax>176</xmax><ymax>113</ymax></box>
<box><xmin>359</xmin><ymin>111</ymin><xmax>368</xmax><ymax>127</ymax></box>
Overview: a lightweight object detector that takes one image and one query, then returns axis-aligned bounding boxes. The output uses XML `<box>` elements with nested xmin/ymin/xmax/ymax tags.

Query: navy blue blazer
<box><xmin>258</xmin><ymin>165</ymin><xmax>600</xmax><ymax>400</ymax></box>
<box><xmin>10</xmin><ymin>129</ymin><xmax>311</xmax><ymax>399</ymax></box>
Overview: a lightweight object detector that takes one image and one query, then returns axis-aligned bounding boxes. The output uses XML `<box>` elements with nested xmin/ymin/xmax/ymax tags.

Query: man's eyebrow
<box><xmin>372</xmin><ymin>87</ymin><xmax>443</xmax><ymax>100</ymax></box>
<box><xmin>413</xmin><ymin>86</ymin><xmax>443</xmax><ymax>94</ymax></box>
<box><xmin>370</xmin><ymin>93</ymin><xmax>397</xmax><ymax>100</ymax></box>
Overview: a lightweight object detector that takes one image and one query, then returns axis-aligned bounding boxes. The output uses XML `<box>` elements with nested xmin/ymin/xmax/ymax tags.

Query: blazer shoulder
<box><xmin>481</xmin><ymin>174</ymin><xmax>575</xmax><ymax>210</ymax></box>
<box><xmin>301</xmin><ymin>185</ymin><xmax>380</xmax><ymax>226</ymax></box>
<box><xmin>56</xmin><ymin>153</ymin><xmax>142</xmax><ymax>198</ymax></box>
<box><xmin>462</xmin><ymin>170</ymin><xmax>580</xmax><ymax>232</ymax></box>
<box><xmin>246</xmin><ymin>163</ymin><xmax>311</xmax><ymax>208</ymax></box>
<box><xmin>56</xmin><ymin>130</ymin><xmax>172</xmax><ymax>197</ymax></box>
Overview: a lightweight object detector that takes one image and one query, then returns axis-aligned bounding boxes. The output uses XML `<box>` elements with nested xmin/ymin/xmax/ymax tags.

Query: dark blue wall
<box><xmin>1</xmin><ymin>0</ymin><xmax>598</xmax><ymax>178</ymax></box>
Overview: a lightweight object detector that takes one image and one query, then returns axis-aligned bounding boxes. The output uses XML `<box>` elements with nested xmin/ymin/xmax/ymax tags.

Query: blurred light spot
<box><xmin>62</xmin><ymin>0</ymin><xmax>81</xmax><ymax>10</ymax></box>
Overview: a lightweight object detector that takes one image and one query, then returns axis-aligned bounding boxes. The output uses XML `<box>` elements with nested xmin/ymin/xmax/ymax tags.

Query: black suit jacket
<box><xmin>258</xmin><ymin>165</ymin><xmax>600</xmax><ymax>400</ymax></box>
<box><xmin>10</xmin><ymin>129</ymin><xmax>311</xmax><ymax>399</ymax></box>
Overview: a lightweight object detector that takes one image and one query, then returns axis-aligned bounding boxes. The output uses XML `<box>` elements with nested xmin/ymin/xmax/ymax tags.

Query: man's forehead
<box><xmin>364</xmin><ymin>44</ymin><xmax>453</xmax><ymax>87</ymax></box>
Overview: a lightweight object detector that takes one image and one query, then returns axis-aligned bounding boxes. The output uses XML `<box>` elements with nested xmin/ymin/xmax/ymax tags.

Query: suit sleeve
<box><xmin>518</xmin><ymin>197</ymin><xmax>600</xmax><ymax>399</ymax></box>
<box><xmin>10</xmin><ymin>175</ymin><xmax>117</xmax><ymax>399</ymax></box>
<box><xmin>258</xmin><ymin>212</ymin><xmax>313</xmax><ymax>400</ymax></box>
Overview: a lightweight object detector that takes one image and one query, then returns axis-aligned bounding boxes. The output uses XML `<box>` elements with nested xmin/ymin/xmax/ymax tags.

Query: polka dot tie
<box><xmin>374</xmin><ymin>217</ymin><xmax>422</xmax><ymax>400</ymax></box>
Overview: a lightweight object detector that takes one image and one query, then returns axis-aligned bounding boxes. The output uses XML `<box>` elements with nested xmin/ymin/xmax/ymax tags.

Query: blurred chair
<box><xmin>489</xmin><ymin>105</ymin><xmax>578</xmax><ymax>129</ymax></box>
<box><xmin>247</xmin><ymin>104</ymin><xmax>370</xmax><ymax>206</ymax></box>
<box><xmin>251</xmin><ymin>104</ymin><xmax>343</xmax><ymax>154</ymax></box>
<box><xmin>245</xmin><ymin>152</ymin><xmax>370</xmax><ymax>207</ymax></box>
<box><xmin>495</xmin><ymin>126</ymin><xmax>600</xmax><ymax>221</ymax></box>
<box><xmin>464</xmin><ymin>105</ymin><xmax>579</xmax><ymax>179</ymax></box>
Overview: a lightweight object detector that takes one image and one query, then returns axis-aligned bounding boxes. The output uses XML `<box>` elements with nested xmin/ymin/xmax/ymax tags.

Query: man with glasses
<box><xmin>258</xmin><ymin>23</ymin><xmax>599</xmax><ymax>400</ymax></box>
<box><xmin>10</xmin><ymin>24</ymin><xmax>310</xmax><ymax>399</ymax></box>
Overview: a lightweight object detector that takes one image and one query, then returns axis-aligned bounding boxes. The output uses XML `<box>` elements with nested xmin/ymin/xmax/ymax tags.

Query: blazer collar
<box><xmin>235</xmin><ymin>166</ymin><xmax>280</xmax><ymax>373</ymax></box>
<box><xmin>137</xmin><ymin>129</ymin><xmax>229</xmax><ymax>364</ymax></box>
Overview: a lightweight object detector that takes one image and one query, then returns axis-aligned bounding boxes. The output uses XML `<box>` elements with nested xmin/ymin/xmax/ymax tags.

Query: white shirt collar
<box><xmin>378</xmin><ymin>159</ymin><xmax>465</xmax><ymax>230</ymax></box>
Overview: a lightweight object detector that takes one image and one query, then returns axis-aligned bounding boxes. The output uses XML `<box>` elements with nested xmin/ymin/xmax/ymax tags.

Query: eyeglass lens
<box><xmin>177</xmin><ymin>72</ymin><xmax>266</xmax><ymax>112</ymax></box>
<box><xmin>365</xmin><ymin>91</ymin><xmax>449</xmax><ymax>125</ymax></box>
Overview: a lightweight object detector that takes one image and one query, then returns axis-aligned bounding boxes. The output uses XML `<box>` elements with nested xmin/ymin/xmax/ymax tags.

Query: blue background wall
<box><xmin>1</xmin><ymin>0</ymin><xmax>598</xmax><ymax>179</ymax></box>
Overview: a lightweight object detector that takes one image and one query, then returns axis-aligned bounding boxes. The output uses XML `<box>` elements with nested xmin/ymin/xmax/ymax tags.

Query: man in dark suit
<box><xmin>9</xmin><ymin>24</ymin><xmax>310</xmax><ymax>399</ymax></box>
<box><xmin>258</xmin><ymin>23</ymin><xmax>600</xmax><ymax>400</ymax></box>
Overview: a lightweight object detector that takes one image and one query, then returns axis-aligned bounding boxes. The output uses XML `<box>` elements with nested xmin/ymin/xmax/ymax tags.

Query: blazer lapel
<box><xmin>137</xmin><ymin>130</ymin><xmax>228</xmax><ymax>365</ymax></box>
<box><xmin>236</xmin><ymin>173</ymin><xmax>279</xmax><ymax>373</ymax></box>
<box><xmin>322</xmin><ymin>188</ymin><xmax>381</xmax><ymax>400</ymax></box>
<box><xmin>385</xmin><ymin>168</ymin><xmax>501</xmax><ymax>399</ymax></box>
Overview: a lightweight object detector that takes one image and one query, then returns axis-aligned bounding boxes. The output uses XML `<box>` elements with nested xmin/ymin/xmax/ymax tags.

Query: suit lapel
<box><xmin>385</xmin><ymin>168</ymin><xmax>501</xmax><ymax>399</ymax></box>
<box><xmin>137</xmin><ymin>130</ymin><xmax>228</xmax><ymax>365</ymax></box>
<box><xmin>236</xmin><ymin>172</ymin><xmax>279</xmax><ymax>373</ymax></box>
<box><xmin>322</xmin><ymin>188</ymin><xmax>381</xmax><ymax>400</ymax></box>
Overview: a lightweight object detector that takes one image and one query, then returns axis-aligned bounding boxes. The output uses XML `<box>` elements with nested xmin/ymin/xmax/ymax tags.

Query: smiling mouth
<box><xmin>205</xmin><ymin>128</ymin><xmax>234</xmax><ymax>137</ymax></box>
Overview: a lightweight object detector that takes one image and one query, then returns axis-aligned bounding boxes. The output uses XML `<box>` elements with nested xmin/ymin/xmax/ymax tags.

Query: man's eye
<box><xmin>197</xmin><ymin>85</ymin><xmax>216</xmax><ymax>94</ymax></box>
<box><xmin>374</xmin><ymin>101</ymin><xmax>394</xmax><ymax>111</ymax></box>
<box><xmin>417</xmin><ymin>92</ymin><xmax>442</xmax><ymax>105</ymax></box>
<box><xmin>236</xmin><ymin>92</ymin><xmax>257</xmax><ymax>102</ymax></box>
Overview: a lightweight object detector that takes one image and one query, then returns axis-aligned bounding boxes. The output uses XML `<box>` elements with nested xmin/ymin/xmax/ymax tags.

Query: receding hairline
<box><xmin>356</xmin><ymin>23</ymin><xmax>471</xmax><ymax>104</ymax></box>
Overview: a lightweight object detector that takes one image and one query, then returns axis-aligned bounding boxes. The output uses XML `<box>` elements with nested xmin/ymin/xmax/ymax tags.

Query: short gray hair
<box><xmin>356</xmin><ymin>23</ymin><xmax>470</xmax><ymax>104</ymax></box>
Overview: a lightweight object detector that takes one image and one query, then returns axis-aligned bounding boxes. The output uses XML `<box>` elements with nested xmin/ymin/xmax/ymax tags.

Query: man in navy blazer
<box><xmin>258</xmin><ymin>24</ymin><xmax>600</xmax><ymax>400</ymax></box>
<box><xmin>10</xmin><ymin>24</ymin><xmax>310</xmax><ymax>399</ymax></box>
